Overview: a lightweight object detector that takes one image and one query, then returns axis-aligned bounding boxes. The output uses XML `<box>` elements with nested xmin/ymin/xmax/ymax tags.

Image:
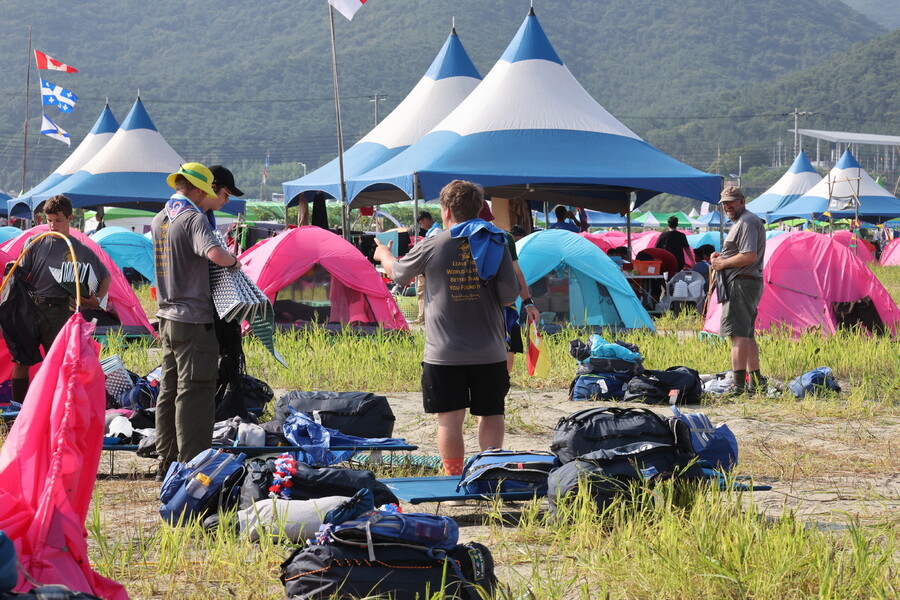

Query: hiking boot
<box><xmin>154</xmin><ymin>461</ymin><xmax>171</xmax><ymax>483</ymax></box>
<box><xmin>719</xmin><ymin>384</ymin><xmax>747</xmax><ymax>399</ymax></box>
<box><xmin>746</xmin><ymin>374</ymin><xmax>769</xmax><ymax>395</ymax></box>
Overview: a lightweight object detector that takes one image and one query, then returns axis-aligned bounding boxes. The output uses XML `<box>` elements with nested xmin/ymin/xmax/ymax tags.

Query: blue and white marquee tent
<box><xmin>516</xmin><ymin>229</ymin><xmax>655</xmax><ymax>331</ymax></box>
<box><xmin>347</xmin><ymin>8</ymin><xmax>720</xmax><ymax>211</ymax></box>
<box><xmin>31</xmin><ymin>98</ymin><xmax>244</xmax><ymax>215</ymax></box>
<box><xmin>767</xmin><ymin>150</ymin><xmax>900</xmax><ymax>224</ymax></box>
<box><xmin>745</xmin><ymin>150</ymin><xmax>821</xmax><ymax>219</ymax></box>
<box><xmin>282</xmin><ymin>27</ymin><xmax>481</xmax><ymax>206</ymax></box>
<box><xmin>8</xmin><ymin>104</ymin><xmax>119</xmax><ymax>217</ymax></box>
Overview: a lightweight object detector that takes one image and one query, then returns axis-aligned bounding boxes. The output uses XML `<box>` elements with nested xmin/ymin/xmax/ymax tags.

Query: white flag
<box><xmin>40</xmin><ymin>113</ymin><xmax>71</xmax><ymax>146</ymax></box>
<box><xmin>328</xmin><ymin>0</ymin><xmax>366</xmax><ymax>21</ymax></box>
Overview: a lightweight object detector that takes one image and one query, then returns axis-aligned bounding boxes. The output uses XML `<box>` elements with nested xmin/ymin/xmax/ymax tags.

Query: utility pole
<box><xmin>784</xmin><ymin>107</ymin><xmax>815</xmax><ymax>157</ymax></box>
<box><xmin>370</xmin><ymin>93</ymin><xmax>387</xmax><ymax>125</ymax></box>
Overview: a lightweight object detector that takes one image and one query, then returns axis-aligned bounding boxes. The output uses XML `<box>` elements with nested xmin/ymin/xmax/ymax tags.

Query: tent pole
<box><xmin>543</xmin><ymin>202</ymin><xmax>549</xmax><ymax>230</ymax></box>
<box><xmin>327</xmin><ymin>5</ymin><xmax>351</xmax><ymax>241</ymax></box>
<box><xmin>413</xmin><ymin>172</ymin><xmax>419</xmax><ymax>235</ymax></box>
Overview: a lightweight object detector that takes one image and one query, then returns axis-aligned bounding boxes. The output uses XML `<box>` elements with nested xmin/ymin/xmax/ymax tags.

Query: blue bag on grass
<box><xmin>788</xmin><ymin>367</ymin><xmax>841</xmax><ymax>399</ymax></box>
<box><xmin>457</xmin><ymin>449</ymin><xmax>558</xmax><ymax>494</ymax></box>
<box><xmin>670</xmin><ymin>406</ymin><xmax>738</xmax><ymax>472</ymax></box>
<box><xmin>159</xmin><ymin>449</ymin><xmax>246</xmax><ymax>524</ymax></box>
<box><xmin>569</xmin><ymin>373</ymin><xmax>630</xmax><ymax>401</ymax></box>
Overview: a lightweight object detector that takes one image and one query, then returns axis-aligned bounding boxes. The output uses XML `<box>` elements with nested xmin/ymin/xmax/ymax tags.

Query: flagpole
<box><xmin>22</xmin><ymin>26</ymin><xmax>32</xmax><ymax>196</ymax></box>
<box><xmin>328</xmin><ymin>5</ymin><xmax>351</xmax><ymax>241</ymax></box>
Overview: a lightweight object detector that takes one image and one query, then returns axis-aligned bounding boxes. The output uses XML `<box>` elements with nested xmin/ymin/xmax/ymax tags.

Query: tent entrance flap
<box><xmin>529</xmin><ymin>266</ymin><xmax>625</xmax><ymax>329</ymax></box>
<box><xmin>833</xmin><ymin>297</ymin><xmax>885</xmax><ymax>335</ymax></box>
<box><xmin>272</xmin><ymin>263</ymin><xmax>378</xmax><ymax>326</ymax></box>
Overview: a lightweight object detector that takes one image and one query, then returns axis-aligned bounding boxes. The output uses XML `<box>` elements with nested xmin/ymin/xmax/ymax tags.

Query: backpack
<box><xmin>547</xmin><ymin>442</ymin><xmax>703</xmax><ymax>516</ymax></box>
<box><xmin>274</xmin><ymin>391</ymin><xmax>395</xmax><ymax>438</ymax></box>
<box><xmin>457</xmin><ymin>449</ymin><xmax>558</xmax><ymax>495</ymax></box>
<box><xmin>237</xmin><ymin>457</ymin><xmax>398</xmax><ymax>511</ymax></box>
<box><xmin>668</xmin><ymin>406</ymin><xmax>739</xmax><ymax>472</ymax></box>
<box><xmin>159</xmin><ymin>449</ymin><xmax>247</xmax><ymax>524</ymax></box>
<box><xmin>115</xmin><ymin>377</ymin><xmax>159</xmax><ymax>410</ymax></box>
<box><xmin>281</xmin><ymin>541</ymin><xmax>496</xmax><ymax>600</ymax></box>
<box><xmin>568</xmin><ymin>373</ymin><xmax>630</xmax><ymax>401</ymax></box>
<box><xmin>787</xmin><ymin>367</ymin><xmax>841</xmax><ymax>399</ymax></box>
<box><xmin>215</xmin><ymin>373</ymin><xmax>273</xmax><ymax>422</ymax></box>
<box><xmin>622</xmin><ymin>366</ymin><xmax>703</xmax><ymax>405</ymax></box>
<box><xmin>321</xmin><ymin>510</ymin><xmax>460</xmax><ymax>554</ymax></box>
<box><xmin>550</xmin><ymin>406</ymin><xmax>675</xmax><ymax>465</ymax></box>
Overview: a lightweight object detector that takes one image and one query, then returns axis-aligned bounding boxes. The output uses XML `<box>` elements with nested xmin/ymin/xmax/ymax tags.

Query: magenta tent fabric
<box><xmin>881</xmin><ymin>237</ymin><xmax>900</xmax><ymax>266</ymax></box>
<box><xmin>831</xmin><ymin>230</ymin><xmax>876</xmax><ymax>264</ymax></box>
<box><xmin>0</xmin><ymin>313</ymin><xmax>130</xmax><ymax>599</ymax></box>
<box><xmin>238</xmin><ymin>226</ymin><xmax>408</xmax><ymax>330</ymax></box>
<box><xmin>1</xmin><ymin>225</ymin><xmax>155</xmax><ymax>335</ymax></box>
<box><xmin>704</xmin><ymin>231</ymin><xmax>900</xmax><ymax>338</ymax></box>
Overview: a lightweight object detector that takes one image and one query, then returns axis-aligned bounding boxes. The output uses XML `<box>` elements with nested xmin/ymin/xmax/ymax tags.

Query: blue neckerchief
<box><xmin>164</xmin><ymin>193</ymin><xmax>202</xmax><ymax>222</ymax></box>
<box><xmin>449</xmin><ymin>218</ymin><xmax>507</xmax><ymax>280</ymax></box>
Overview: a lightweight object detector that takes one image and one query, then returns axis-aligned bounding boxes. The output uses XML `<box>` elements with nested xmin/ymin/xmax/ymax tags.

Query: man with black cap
<box><xmin>711</xmin><ymin>185</ymin><xmax>767</xmax><ymax>395</ymax></box>
<box><xmin>151</xmin><ymin>163</ymin><xmax>243</xmax><ymax>480</ymax></box>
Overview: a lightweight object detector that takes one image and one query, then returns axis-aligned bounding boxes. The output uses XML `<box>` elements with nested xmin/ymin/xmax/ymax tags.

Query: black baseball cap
<box><xmin>209</xmin><ymin>165</ymin><xmax>245</xmax><ymax>197</ymax></box>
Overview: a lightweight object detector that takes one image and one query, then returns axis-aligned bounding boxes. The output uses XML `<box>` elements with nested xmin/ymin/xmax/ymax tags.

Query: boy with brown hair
<box><xmin>11</xmin><ymin>194</ymin><xmax>111</xmax><ymax>404</ymax></box>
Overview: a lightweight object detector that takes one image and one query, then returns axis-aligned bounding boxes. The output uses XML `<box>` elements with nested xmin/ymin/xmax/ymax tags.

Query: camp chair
<box><xmin>660</xmin><ymin>270</ymin><xmax>707</xmax><ymax>313</ymax></box>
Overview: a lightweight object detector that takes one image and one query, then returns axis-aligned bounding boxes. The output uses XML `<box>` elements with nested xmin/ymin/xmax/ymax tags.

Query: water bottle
<box><xmin>184</xmin><ymin>472</ymin><xmax>211</xmax><ymax>499</ymax></box>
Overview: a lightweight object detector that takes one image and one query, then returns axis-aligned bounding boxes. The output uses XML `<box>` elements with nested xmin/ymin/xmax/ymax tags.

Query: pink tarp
<box><xmin>704</xmin><ymin>231</ymin><xmax>900</xmax><ymax>337</ymax></box>
<box><xmin>881</xmin><ymin>237</ymin><xmax>900</xmax><ymax>266</ymax></box>
<box><xmin>239</xmin><ymin>226</ymin><xmax>408</xmax><ymax>330</ymax></box>
<box><xmin>0</xmin><ymin>313</ymin><xmax>129</xmax><ymax>599</ymax></box>
<box><xmin>631</xmin><ymin>231</ymin><xmax>695</xmax><ymax>267</ymax></box>
<box><xmin>831</xmin><ymin>230</ymin><xmax>876</xmax><ymax>264</ymax></box>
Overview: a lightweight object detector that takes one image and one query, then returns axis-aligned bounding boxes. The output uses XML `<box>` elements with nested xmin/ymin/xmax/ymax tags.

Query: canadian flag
<box><xmin>328</xmin><ymin>0</ymin><xmax>367</xmax><ymax>21</ymax></box>
<box><xmin>34</xmin><ymin>49</ymin><xmax>78</xmax><ymax>73</ymax></box>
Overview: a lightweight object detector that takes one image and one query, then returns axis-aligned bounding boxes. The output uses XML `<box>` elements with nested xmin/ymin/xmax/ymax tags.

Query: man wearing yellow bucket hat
<box><xmin>151</xmin><ymin>162</ymin><xmax>242</xmax><ymax>480</ymax></box>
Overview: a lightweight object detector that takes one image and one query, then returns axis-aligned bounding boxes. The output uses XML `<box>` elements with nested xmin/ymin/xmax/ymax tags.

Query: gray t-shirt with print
<box><xmin>152</xmin><ymin>199</ymin><xmax>222</xmax><ymax>324</ymax></box>
<box><xmin>20</xmin><ymin>234</ymin><xmax>110</xmax><ymax>298</ymax></box>
<box><xmin>392</xmin><ymin>229</ymin><xmax>520</xmax><ymax>365</ymax></box>
<box><xmin>721</xmin><ymin>208</ymin><xmax>766</xmax><ymax>277</ymax></box>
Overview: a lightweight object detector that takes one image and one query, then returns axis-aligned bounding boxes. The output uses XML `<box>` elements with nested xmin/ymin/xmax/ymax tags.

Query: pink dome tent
<box><xmin>239</xmin><ymin>226</ymin><xmax>408</xmax><ymax>332</ymax></box>
<box><xmin>831</xmin><ymin>230</ymin><xmax>876</xmax><ymax>264</ymax></box>
<box><xmin>704</xmin><ymin>231</ymin><xmax>900</xmax><ymax>338</ymax></box>
<box><xmin>881</xmin><ymin>237</ymin><xmax>900</xmax><ymax>266</ymax></box>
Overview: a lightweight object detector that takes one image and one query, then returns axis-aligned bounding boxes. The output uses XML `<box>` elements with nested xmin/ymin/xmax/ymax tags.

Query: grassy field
<box><xmin>5</xmin><ymin>266</ymin><xmax>900</xmax><ymax>599</ymax></box>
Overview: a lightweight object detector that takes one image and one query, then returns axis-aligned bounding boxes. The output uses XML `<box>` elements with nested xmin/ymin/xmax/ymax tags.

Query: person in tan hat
<box><xmin>151</xmin><ymin>162</ymin><xmax>243</xmax><ymax>480</ymax></box>
<box><xmin>710</xmin><ymin>185</ymin><xmax>767</xmax><ymax>395</ymax></box>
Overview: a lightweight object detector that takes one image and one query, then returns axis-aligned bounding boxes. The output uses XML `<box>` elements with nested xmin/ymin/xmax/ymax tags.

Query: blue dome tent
<box><xmin>89</xmin><ymin>226</ymin><xmax>155</xmax><ymax>285</ymax></box>
<box><xmin>516</xmin><ymin>229</ymin><xmax>654</xmax><ymax>331</ymax></box>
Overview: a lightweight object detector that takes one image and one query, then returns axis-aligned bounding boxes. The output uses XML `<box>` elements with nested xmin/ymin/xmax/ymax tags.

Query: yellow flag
<box><xmin>526</xmin><ymin>322</ymin><xmax>551</xmax><ymax>378</ymax></box>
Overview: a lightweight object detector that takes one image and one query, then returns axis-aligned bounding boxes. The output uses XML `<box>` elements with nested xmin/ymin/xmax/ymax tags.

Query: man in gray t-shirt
<box><xmin>374</xmin><ymin>180</ymin><xmax>519</xmax><ymax>477</ymax></box>
<box><xmin>711</xmin><ymin>185</ymin><xmax>767</xmax><ymax>394</ymax></box>
<box><xmin>151</xmin><ymin>163</ymin><xmax>243</xmax><ymax>479</ymax></box>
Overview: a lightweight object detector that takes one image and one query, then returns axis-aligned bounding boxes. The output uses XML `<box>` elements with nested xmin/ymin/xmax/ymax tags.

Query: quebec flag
<box><xmin>40</xmin><ymin>78</ymin><xmax>78</xmax><ymax>113</ymax></box>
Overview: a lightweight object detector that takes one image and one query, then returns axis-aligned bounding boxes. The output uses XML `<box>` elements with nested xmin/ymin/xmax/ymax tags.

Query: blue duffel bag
<box><xmin>159</xmin><ymin>448</ymin><xmax>246</xmax><ymax>524</ymax></box>
<box><xmin>457</xmin><ymin>449</ymin><xmax>558</xmax><ymax>495</ymax></box>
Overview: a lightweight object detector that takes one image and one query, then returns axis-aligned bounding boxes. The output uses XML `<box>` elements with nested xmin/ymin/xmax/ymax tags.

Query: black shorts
<box><xmin>421</xmin><ymin>362</ymin><xmax>509</xmax><ymax>416</ymax></box>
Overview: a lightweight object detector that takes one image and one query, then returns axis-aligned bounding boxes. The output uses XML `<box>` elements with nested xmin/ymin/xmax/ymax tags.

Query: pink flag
<box><xmin>0</xmin><ymin>313</ymin><xmax>129</xmax><ymax>599</ymax></box>
<box><xmin>34</xmin><ymin>49</ymin><xmax>78</xmax><ymax>73</ymax></box>
<box><xmin>328</xmin><ymin>0</ymin><xmax>367</xmax><ymax>21</ymax></box>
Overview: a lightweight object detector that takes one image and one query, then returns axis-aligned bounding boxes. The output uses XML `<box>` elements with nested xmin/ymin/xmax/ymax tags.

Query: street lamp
<box><xmin>297</xmin><ymin>162</ymin><xmax>307</xmax><ymax>177</ymax></box>
<box><xmin>370</xmin><ymin>93</ymin><xmax>387</xmax><ymax>125</ymax></box>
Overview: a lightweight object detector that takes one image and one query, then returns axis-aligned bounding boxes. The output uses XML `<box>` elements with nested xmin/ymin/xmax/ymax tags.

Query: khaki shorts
<box><xmin>720</xmin><ymin>278</ymin><xmax>763</xmax><ymax>338</ymax></box>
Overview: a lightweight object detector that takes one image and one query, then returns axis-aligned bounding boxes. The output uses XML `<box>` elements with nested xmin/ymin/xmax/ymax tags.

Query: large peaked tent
<box><xmin>516</xmin><ymin>229</ymin><xmax>655</xmax><ymax>331</ymax></box>
<box><xmin>8</xmin><ymin>104</ymin><xmax>119</xmax><ymax>218</ymax></box>
<box><xmin>31</xmin><ymin>98</ymin><xmax>243</xmax><ymax>215</ymax></box>
<box><xmin>282</xmin><ymin>27</ymin><xmax>481</xmax><ymax>206</ymax></box>
<box><xmin>746</xmin><ymin>150</ymin><xmax>821</xmax><ymax>219</ymax></box>
<box><xmin>703</xmin><ymin>231</ymin><xmax>900</xmax><ymax>338</ymax></box>
<box><xmin>347</xmin><ymin>8</ymin><xmax>721</xmax><ymax>211</ymax></box>
<box><xmin>767</xmin><ymin>150</ymin><xmax>900</xmax><ymax>224</ymax></box>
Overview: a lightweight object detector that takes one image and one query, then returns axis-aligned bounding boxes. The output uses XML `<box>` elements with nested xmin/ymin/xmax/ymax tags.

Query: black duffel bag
<box><xmin>273</xmin><ymin>391</ymin><xmax>395</xmax><ymax>438</ymax></box>
<box><xmin>550</xmin><ymin>406</ymin><xmax>674</xmax><ymax>465</ymax></box>
<box><xmin>281</xmin><ymin>542</ymin><xmax>496</xmax><ymax>600</ymax></box>
<box><xmin>238</xmin><ymin>457</ymin><xmax>399</xmax><ymax>510</ymax></box>
<box><xmin>547</xmin><ymin>441</ymin><xmax>703</xmax><ymax>516</ymax></box>
<box><xmin>622</xmin><ymin>366</ymin><xmax>703</xmax><ymax>405</ymax></box>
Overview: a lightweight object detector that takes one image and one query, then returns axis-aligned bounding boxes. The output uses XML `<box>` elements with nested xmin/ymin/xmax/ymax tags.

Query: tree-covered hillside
<box><xmin>842</xmin><ymin>0</ymin><xmax>900</xmax><ymax>29</ymax></box>
<box><xmin>0</xmin><ymin>0</ymin><xmax>887</xmax><ymax>199</ymax></box>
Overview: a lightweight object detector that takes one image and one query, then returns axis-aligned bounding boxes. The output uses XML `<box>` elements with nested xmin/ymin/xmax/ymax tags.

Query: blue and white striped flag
<box><xmin>40</xmin><ymin>78</ymin><xmax>78</xmax><ymax>113</ymax></box>
<box><xmin>40</xmin><ymin>113</ymin><xmax>71</xmax><ymax>146</ymax></box>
